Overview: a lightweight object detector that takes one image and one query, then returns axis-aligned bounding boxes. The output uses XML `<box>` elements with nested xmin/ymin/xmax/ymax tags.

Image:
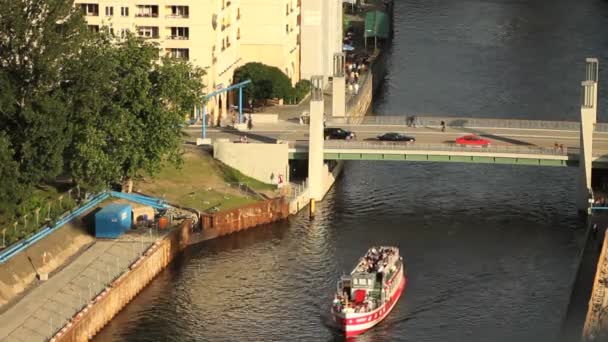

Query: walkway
<box><xmin>0</xmin><ymin>230</ymin><xmax>162</xmax><ymax>342</ymax></box>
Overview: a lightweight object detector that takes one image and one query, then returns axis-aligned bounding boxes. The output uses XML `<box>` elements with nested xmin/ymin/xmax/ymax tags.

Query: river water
<box><xmin>96</xmin><ymin>0</ymin><xmax>608</xmax><ymax>341</ymax></box>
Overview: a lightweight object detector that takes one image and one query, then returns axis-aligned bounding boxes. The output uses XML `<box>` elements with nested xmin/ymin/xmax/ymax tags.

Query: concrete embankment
<box><xmin>582</xmin><ymin>226</ymin><xmax>608</xmax><ymax>341</ymax></box>
<box><xmin>0</xmin><ymin>216</ymin><xmax>94</xmax><ymax>309</ymax></box>
<box><xmin>53</xmin><ymin>220</ymin><xmax>193</xmax><ymax>341</ymax></box>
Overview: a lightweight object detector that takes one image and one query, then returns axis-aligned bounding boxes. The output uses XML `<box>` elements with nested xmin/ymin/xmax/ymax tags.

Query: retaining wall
<box><xmin>53</xmin><ymin>220</ymin><xmax>192</xmax><ymax>341</ymax></box>
<box><xmin>583</xmin><ymin>232</ymin><xmax>608</xmax><ymax>340</ymax></box>
<box><xmin>214</xmin><ymin>141</ymin><xmax>290</xmax><ymax>184</ymax></box>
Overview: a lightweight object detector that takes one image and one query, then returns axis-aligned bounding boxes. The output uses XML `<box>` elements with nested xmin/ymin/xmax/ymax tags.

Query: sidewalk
<box><xmin>0</xmin><ymin>230</ymin><xmax>162</xmax><ymax>342</ymax></box>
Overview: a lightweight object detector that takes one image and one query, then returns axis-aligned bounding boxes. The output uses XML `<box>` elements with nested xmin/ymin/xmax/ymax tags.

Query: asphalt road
<box><xmin>182</xmin><ymin>123</ymin><xmax>608</xmax><ymax>153</ymax></box>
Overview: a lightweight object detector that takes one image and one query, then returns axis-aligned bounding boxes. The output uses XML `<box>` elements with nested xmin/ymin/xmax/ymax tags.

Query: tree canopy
<box><xmin>0</xmin><ymin>1</ymin><xmax>206</xmax><ymax>199</ymax></box>
<box><xmin>233</xmin><ymin>62</ymin><xmax>294</xmax><ymax>106</ymax></box>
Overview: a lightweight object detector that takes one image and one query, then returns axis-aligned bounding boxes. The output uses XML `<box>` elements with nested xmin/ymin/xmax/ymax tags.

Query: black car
<box><xmin>377</xmin><ymin>132</ymin><xmax>416</xmax><ymax>142</ymax></box>
<box><xmin>324</xmin><ymin>128</ymin><xmax>356</xmax><ymax>140</ymax></box>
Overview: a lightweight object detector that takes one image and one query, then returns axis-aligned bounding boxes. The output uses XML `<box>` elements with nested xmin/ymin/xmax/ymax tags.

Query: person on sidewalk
<box><xmin>593</xmin><ymin>223</ymin><xmax>598</xmax><ymax>239</ymax></box>
<box><xmin>247</xmin><ymin>114</ymin><xmax>253</xmax><ymax>130</ymax></box>
<box><xmin>441</xmin><ymin>121</ymin><xmax>446</xmax><ymax>132</ymax></box>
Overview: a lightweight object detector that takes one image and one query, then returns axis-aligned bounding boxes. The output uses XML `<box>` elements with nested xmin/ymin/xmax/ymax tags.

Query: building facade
<box><xmin>74</xmin><ymin>0</ymin><xmax>242</xmax><ymax>124</ymax></box>
<box><xmin>239</xmin><ymin>0</ymin><xmax>301</xmax><ymax>85</ymax></box>
<box><xmin>300</xmin><ymin>0</ymin><xmax>342</xmax><ymax>83</ymax></box>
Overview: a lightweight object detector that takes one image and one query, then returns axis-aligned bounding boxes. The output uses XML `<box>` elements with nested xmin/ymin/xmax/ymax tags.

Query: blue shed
<box><xmin>95</xmin><ymin>204</ymin><xmax>132</xmax><ymax>238</ymax></box>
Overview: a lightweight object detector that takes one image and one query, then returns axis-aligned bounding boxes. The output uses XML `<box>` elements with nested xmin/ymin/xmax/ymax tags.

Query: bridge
<box><xmin>300</xmin><ymin>58</ymin><xmax>600</xmax><ymax>213</ymax></box>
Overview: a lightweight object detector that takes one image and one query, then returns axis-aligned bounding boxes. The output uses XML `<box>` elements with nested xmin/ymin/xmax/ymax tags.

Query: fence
<box><xmin>330</xmin><ymin>115</ymin><xmax>590</xmax><ymax>131</ymax></box>
<box><xmin>321</xmin><ymin>141</ymin><xmax>570</xmax><ymax>156</ymax></box>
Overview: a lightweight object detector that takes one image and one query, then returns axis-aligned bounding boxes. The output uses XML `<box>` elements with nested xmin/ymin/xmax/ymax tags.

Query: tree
<box><xmin>65</xmin><ymin>34</ymin><xmax>205</xmax><ymax>189</ymax></box>
<box><xmin>0</xmin><ymin>133</ymin><xmax>23</xmax><ymax>205</ymax></box>
<box><xmin>233</xmin><ymin>62</ymin><xmax>293</xmax><ymax>108</ymax></box>
<box><xmin>0</xmin><ymin>0</ymin><xmax>89</xmax><ymax>188</ymax></box>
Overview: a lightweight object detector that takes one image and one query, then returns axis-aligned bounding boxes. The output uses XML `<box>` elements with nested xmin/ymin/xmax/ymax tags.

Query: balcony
<box><xmin>137</xmin><ymin>26</ymin><xmax>160</xmax><ymax>39</ymax></box>
<box><xmin>166</xmin><ymin>5</ymin><xmax>189</xmax><ymax>18</ymax></box>
<box><xmin>135</xmin><ymin>5</ymin><xmax>159</xmax><ymax>18</ymax></box>
<box><xmin>80</xmin><ymin>4</ymin><xmax>99</xmax><ymax>16</ymax></box>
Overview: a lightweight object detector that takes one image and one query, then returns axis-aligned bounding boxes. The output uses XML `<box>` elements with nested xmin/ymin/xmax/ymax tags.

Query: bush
<box><xmin>293</xmin><ymin>79</ymin><xmax>311</xmax><ymax>103</ymax></box>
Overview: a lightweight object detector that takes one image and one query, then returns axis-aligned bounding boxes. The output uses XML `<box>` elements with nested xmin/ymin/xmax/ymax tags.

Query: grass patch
<box><xmin>136</xmin><ymin>149</ymin><xmax>274</xmax><ymax>212</ymax></box>
<box><xmin>0</xmin><ymin>184</ymin><xmax>79</xmax><ymax>247</ymax></box>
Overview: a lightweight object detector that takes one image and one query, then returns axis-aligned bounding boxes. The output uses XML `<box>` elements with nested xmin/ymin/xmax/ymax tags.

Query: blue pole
<box><xmin>239</xmin><ymin>87</ymin><xmax>243</xmax><ymax>124</ymax></box>
<box><xmin>202</xmin><ymin>104</ymin><xmax>207</xmax><ymax>139</ymax></box>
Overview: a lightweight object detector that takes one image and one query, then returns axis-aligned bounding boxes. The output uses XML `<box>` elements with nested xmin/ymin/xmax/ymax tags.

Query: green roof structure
<box><xmin>364</xmin><ymin>10</ymin><xmax>390</xmax><ymax>39</ymax></box>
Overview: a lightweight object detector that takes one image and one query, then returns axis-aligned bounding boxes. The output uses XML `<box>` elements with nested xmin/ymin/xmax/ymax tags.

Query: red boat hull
<box><xmin>333</xmin><ymin>273</ymin><xmax>407</xmax><ymax>337</ymax></box>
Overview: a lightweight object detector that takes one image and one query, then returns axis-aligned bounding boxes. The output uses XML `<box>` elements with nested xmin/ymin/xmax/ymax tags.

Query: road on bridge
<box><xmin>182</xmin><ymin>122</ymin><xmax>608</xmax><ymax>154</ymax></box>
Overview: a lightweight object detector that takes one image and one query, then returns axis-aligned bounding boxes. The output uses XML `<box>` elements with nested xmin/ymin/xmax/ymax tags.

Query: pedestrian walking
<box><xmin>554</xmin><ymin>142</ymin><xmax>559</xmax><ymax>153</ymax></box>
<box><xmin>593</xmin><ymin>223</ymin><xmax>598</xmax><ymax>239</ymax></box>
<box><xmin>247</xmin><ymin>114</ymin><xmax>253</xmax><ymax>130</ymax></box>
<box><xmin>354</xmin><ymin>83</ymin><xmax>359</xmax><ymax>95</ymax></box>
<box><xmin>441</xmin><ymin>121</ymin><xmax>446</xmax><ymax>132</ymax></box>
<box><xmin>559</xmin><ymin>144</ymin><xmax>564</xmax><ymax>154</ymax></box>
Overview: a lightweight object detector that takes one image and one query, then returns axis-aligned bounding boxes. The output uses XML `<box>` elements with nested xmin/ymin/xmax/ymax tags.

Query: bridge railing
<box><xmin>329</xmin><ymin>116</ymin><xmax>586</xmax><ymax>131</ymax></box>
<box><xmin>291</xmin><ymin>140</ymin><xmax>571</xmax><ymax>156</ymax></box>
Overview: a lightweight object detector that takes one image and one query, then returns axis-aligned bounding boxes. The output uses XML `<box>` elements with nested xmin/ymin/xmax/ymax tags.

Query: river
<box><xmin>95</xmin><ymin>0</ymin><xmax>608</xmax><ymax>341</ymax></box>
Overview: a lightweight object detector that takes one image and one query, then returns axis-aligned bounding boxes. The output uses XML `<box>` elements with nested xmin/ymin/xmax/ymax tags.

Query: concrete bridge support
<box><xmin>332</xmin><ymin>53</ymin><xmax>346</xmax><ymax>117</ymax></box>
<box><xmin>308</xmin><ymin>76</ymin><xmax>325</xmax><ymax>200</ymax></box>
<box><xmin>578</xmin><ymin>80</ymin><xmax>597</xmax><ymax>213</ymax></box>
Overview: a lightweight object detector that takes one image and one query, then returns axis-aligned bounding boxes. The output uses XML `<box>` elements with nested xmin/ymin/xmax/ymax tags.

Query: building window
<box><xmin>237</xmin><ymin>8</ymin><xmax>241</xmax><ymax>20</ymax></box>
<box><xmin>87</xmin><ymin>25</ymin><xmax>100</xmax><ymax>33</ymax></box>
<box><xmin>135</xmin><ymin>5</ymin><xmax>159</xmax><ymax>18</ymax></box>
<box><xmin>169</xmin><ymin>27</ymin><xmax>189</xmax><ymax>40</ymax></box>
<box><xmin>167</xmin><ymin>48</ymin><xmax>189</xmax><ymax>60</ymax></box>
<box><xmin>137</xmin><ymin>26</ymin><xmax>159</xmax><ymax>39</ymax></box>
<box><xmin>80</xmin><ymin>4</ymin><xmax>99</xmax><ymax>16</ymax></box>
<box><xmin>167</xmin><ymin>5</ymin><xmax>189</xmax><ymax>18</ymax></box>
<box><xmin>237</xmin><ymin>28</ymin><xmax>241</xmax><ymax>40</ymax></box>
<box><xmin>105</xmin><ymin>6</ymin><xmax>113</xmax><ymax>16</ymax></box>
<box><xmin>226</xmin><ymin>36</ymin><xmax>230</xmax><ymax>48</ymax></box>
<box><xmin>286</xmin><ymin>24</ymin><xmax>289</xmax><ymax>34</ymax></box>
<box><xmin>120</xmin><ymin>7</ymin><xmax>129</xmax><ymax>17</ymax></box>
<box><xmin>222</xmin><ymin>0</ymin><xmax>225</xmax><ymax>9</ymax></box>
<box><xmin>120</xmin><ymin>28</ymin><xmax>130</xmax><ymax>38</ymax></box>
<box><xmin>286</xmin><ymin>4</ymin><xmax>289</xmax><ymax>15</ymax></box>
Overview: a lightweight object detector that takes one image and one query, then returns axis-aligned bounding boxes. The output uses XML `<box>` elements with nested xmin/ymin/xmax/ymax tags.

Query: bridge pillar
<box><xmin>332</xmin><ymin>53</ymin><xmax>346</xmax><ymax>117</ymax></box>
<box><xmin>585</xmin><ymin>58</ymin><xmax>599</xmax><ymax>124</ymax></box>
<box><xmin>308</xmin><ymin>76</ymin><xmax>325</xmax><ymax>201</ymax></box>
<box><xmin>578</xmin><ymin>80</ymin><xmax>596</xmax><ymax>213</ymax></box>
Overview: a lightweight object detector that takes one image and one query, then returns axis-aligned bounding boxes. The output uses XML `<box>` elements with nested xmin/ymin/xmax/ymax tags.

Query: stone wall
<box><xmin>214</xmin><ymin>141</ymin><xmax>290</xmax><ymax>184</ymax></box>
<box><xmin>53</xmin><ymin>220</ymin><xmax>192</xmax><ymax>341</ymax></box>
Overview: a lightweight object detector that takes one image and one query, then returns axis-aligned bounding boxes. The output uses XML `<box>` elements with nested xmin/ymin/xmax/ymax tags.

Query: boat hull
<box><xmin>332</xmin><ymin>272</ymin><xmax>407</xmax><ymax>337</ymax></box>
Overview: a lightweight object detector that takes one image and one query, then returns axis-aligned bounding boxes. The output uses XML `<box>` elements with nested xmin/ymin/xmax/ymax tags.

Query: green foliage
<box><xmin>0</xmin><ymin>5</ymin><xmax>206</xmax><ymax>243</ymax></box>
<box><xmin>64</xmin><ymin>34</ymin><xmax>205</xmax><ymax>189</ymax></box>
<box><xmin>293</xmin><ymin>79</ymin><xmax>312</xmax><ymax>103</ymax></box>
<box><xmin>233</xmin><ymin>62</ymin><xmax>294</xmax><ymax>105</ymax></box>
<box><xmin>0</xmin><ymin>0</ymin><xmax>89</xmax><ymax>188</ymax></box>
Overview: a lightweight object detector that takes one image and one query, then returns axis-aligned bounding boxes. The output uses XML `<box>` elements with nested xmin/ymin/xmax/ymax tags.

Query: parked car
<box><xmin>324</xmin><ymin>127</ymin><xmax>356</xmax><ymax>140</ymax></box>
<box><xmin>377</xmin><ymin>132</ymin><xmax>415</xmax><ymax>142</ymax></box>
<box><xmin>455</xmin><ymin>134</ymin><xmax>491</xmax><ymax>147</ymax></box>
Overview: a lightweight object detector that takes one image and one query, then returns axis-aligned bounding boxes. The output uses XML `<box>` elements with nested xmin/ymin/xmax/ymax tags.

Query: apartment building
<box><xmin>75</xmin><ymin>0</ymin><xmax>242</xmax><ymax>122</ymax></box>
<box><xmin>239</xmin><ymin>0</ymin><xmax>301</xmax><ymax>85</ymax></box>
<box><xmin>300</xmin><ymin>0</ymin><xmax>342</xmax><ymax>83</ymax></box>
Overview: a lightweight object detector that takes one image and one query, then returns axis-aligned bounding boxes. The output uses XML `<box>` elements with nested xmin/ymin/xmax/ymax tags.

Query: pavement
<box><xmin>182</xmin><ymin>121</ymin><xmax>608</xmax><ymax>153</ymax></box>
<box><xmin>0</xmin><ymin>229</ymin><xmax>164</xmax><ymax>342</ymax></box>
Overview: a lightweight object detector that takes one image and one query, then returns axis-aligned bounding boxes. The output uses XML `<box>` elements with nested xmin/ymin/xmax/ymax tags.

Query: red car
<box><xmin>455</xmin><ymin>134</ymin><xmax>491</xmax><ymax>147</ymax></box>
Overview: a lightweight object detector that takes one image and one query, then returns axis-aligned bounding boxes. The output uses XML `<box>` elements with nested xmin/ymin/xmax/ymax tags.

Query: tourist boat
<box><xmin>331</xmin><ymin>246</ymin><xmax>406</xmax><ymax>337</ymax></box>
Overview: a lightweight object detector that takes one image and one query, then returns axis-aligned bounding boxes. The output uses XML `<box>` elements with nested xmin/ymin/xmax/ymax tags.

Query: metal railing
<box><xmin>287</xmin><ymin>179</ymin><xmax>309</xmax><ymax>201</ymax></box>
<box><xmin>330</xmin><ymin>116</ymin><xmax>585</xmax><ymax>131</ymax></box>
<box><xmin>291</xmin><ymin>140</ymin><xmax>571</xmax><ymax>157</ymax></box>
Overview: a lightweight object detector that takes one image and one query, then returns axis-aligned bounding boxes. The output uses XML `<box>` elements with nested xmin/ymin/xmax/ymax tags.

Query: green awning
<box><xmin>364</xmin><ymin>11</ymin><xmax>390</xmax><ymax>39</ymax></box>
